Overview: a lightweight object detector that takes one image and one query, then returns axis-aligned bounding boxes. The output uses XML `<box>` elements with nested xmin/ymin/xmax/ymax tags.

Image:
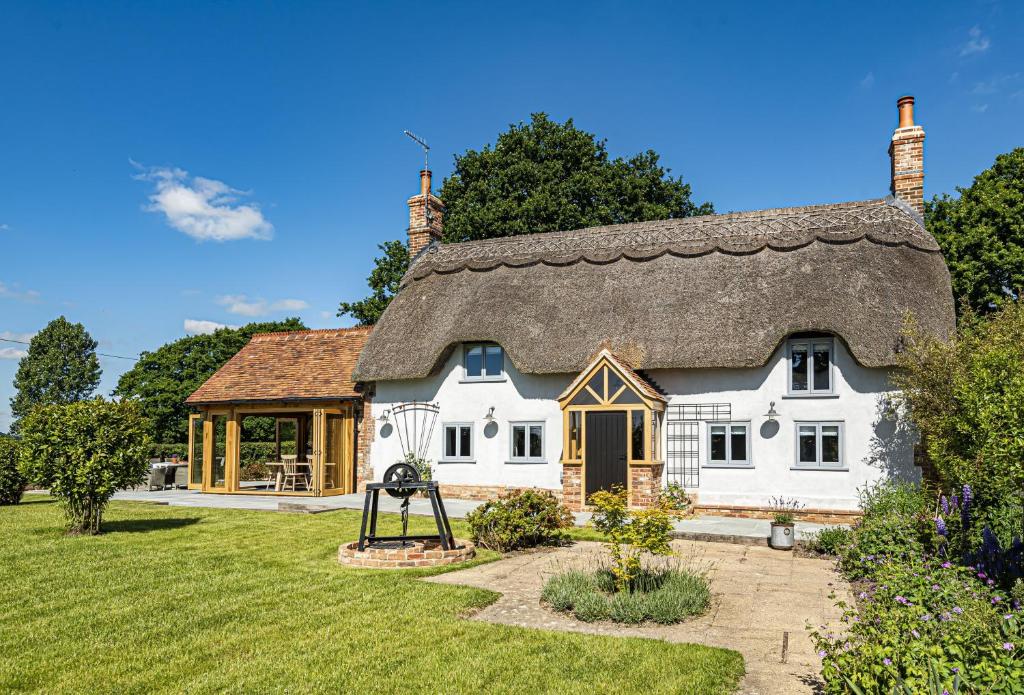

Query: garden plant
<box><xmin>0</xmin><ymin>436</ymin><xmax>26</xmax><ymax>505</ymax></box>
<box><xmin>465</xmin><ymin>488</ymin><xmax>573</xmax><ymax>551</ymax></box>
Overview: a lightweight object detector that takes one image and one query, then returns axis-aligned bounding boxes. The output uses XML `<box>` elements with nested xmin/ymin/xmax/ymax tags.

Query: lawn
<box><xmin>0</xmin><ymin>498</ymin><xmax>743</xmax><ymax>694</ymax></box>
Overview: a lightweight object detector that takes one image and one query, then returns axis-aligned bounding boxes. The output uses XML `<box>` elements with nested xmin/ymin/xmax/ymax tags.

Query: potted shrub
<box><xmin>768</xmin><ymin>496</ymin><xmax>804</xmax><ymax>550</ymax></box>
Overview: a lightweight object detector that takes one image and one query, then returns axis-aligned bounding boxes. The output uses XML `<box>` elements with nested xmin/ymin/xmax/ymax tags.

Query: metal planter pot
<box><xmin>770</xmin><ymin>522</ymin><xmax>795</xmax><ymax>550</ymax></box>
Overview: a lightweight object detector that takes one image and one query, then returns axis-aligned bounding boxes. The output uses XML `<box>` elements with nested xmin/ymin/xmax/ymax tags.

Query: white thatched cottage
<box><xmin>352</xmin><ymin>97</ymin><xmax>954</xmax><ymax>520</ymax></box>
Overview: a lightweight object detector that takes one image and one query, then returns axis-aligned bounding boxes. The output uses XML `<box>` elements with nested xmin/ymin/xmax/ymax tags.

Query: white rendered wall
<box><xmin>369</xmin><ymin>339</ymin><xmax>918</xmax><ymax>511</ymax></box>
<box><xmin>648</xmin><ymin>339</ymin><xmax>919</xmax><ymax>511</ymax></box>
<box><xmin>371</xmin><ymin>349</ymin><xmax>568</xmax><ymax>491</ymax></box>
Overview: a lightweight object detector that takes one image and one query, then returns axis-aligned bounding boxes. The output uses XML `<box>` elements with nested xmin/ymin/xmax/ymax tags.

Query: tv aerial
<box><xmin>403</xmin><ymin>130</ymin><xmax>430</xmax><ymax>172</ymax></box>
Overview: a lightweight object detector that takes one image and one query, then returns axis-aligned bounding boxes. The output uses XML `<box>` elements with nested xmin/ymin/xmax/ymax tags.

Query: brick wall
<box><xmin>355</xmin><ymin>393</ymin><xmax>374</xmax><ymax>492</ymax></box>
<box><xmin>889</xmin><ymin>126</ymin><xmax>925</xmax><ymax>217</ymax></box>
<box><xmin>629</xmin><ymin>463</ymin><xmax>663</xmax><ymax>508</ymax></box>
<box><xmin>562</xmin><ymin>463</ymin><xmax>583</xmax><ymax>511</ymax></box>
<box><xmin>438</xmin><ymin>483</ymin><xmax>563</xmax><ymax>503</ymax></box>
<box><xmin>407</xmin><ymin>170</ymin><xmax>444</xmax><ymax>257</ymax></box>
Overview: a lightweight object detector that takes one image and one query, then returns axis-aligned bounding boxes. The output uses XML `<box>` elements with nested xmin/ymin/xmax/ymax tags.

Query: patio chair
<box><xmin>281</xmin><ymin>460</ymin><xmax>309</xmax><ymax>491</ymax></box>
<box><xmin>173</xmin><ymin>466</ymin><xmax>188</xmax><ymax>489</ymax></box>
<box><xmin>147</xmin><ymin>467</ymin><xmax>167</xmax><ymax>491</ymax></box>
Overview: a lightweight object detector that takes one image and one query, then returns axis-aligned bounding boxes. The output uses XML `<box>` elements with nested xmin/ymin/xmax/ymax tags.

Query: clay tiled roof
<box><xmin>186</xmin><ymin>327</ymin><xmax>371</xmax><ymax>405</ymax></box>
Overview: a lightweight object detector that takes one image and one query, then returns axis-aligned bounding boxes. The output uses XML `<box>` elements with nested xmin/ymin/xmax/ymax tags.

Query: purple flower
<box><xmin>1003</xmin><ymin>642</ymin><xmax>1014</xmax><ymax>651</ymax></box>
<box><xmin>931</xmin><ymin>584</ymin><xmax>941</xmax><ymax>591</ymax></box>
<box><xmin>920</xmin><ymin>613</ymin><xmax>932</xmax><ymax>621</ymax></box>
<box><xmin>817</xmin><ymin>649</ymin><xmax>826</xmax><ymax>657</ymax></box>
<box><xmin>883</xmin><ymin>658</ymin><xmax>892</xmax><ymax>666</ymax></box>
<box><xmin>940</xmin><ymin>495</ymin><xmax>949</xmax><ymax>515</ymax></box>
<box><xmin>942</xmin><ymin>561</ymin><xmax>952</xmax><ymax>569</ymax></box>
<box><xmin>895</xmin><ymin>595</ymin><xmax>911</xmax><ymax>605</ymax></box>
<box><xmin>940</xmin><ymin>612</ymin><xmax>952</xmax><ymax>621</ymax></box>
<box><xmin>858</xmin><ymin>591</ymin><xmax>868</xmax><ymax>599</ymax></box>
<box><xmin>962</xmin><ymin>484</ymin><xmax>972</xmax><ymax>508</ymax></box>
<box><xmin>935</xmin><ymin>517</ymin><xmax>947</xmax><ymax>536</ymax></box>
<box><xmin>952</xmin><ymin>667</ymin><xmax>959</xmax><ymax>674</ymax></box>
<box><xmin>912</xmin><ymin>629</ymin><xmax>921</xmax><ymax>638</ymax></box>
<box><xmin>993</xmin><ymin>596</ymin><xmax>1002</xmax><ymax>604</ymax></box>
<box><xmin>978</xmin><ymin>571</ymin><xmax>988</xmax><ymax>580</ymax></box>
<box><xmin>952</xmin><ymin>606</ymin><xmax>964</xmax><ymax>614</ymax></box>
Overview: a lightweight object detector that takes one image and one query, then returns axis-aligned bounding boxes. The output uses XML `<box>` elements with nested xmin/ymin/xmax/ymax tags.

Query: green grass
<box><xmin>0</xmin><ymin>499</ymin><xmax>743</xmax><ymax>694</ymax></box>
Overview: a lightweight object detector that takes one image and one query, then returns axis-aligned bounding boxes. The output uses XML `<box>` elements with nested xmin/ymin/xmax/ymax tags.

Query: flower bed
<box><xmin>541</xmin><ymin>565</ymin><xmax>709</xmax><ymax>625</ymax></box>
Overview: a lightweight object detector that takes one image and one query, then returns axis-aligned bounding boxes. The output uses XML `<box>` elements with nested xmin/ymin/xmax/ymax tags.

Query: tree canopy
<box><xmin>10</xmin><ymin>316</ymin><xmax>101</xmax><ymax>432</ymax></box>
<box><xmin>927</xmin><ymin>147</ymin><xmax>1024</xmax><ymax>316</ymax></box>
<box><xmin>339</xmin><ymin>113</ymin><xmax>712</xmax><ymax>324</ymax></box>
<box><xmin>113</xmin><ymin>318</ymin><xmax>306</xmax><ymax>444</ymax></box>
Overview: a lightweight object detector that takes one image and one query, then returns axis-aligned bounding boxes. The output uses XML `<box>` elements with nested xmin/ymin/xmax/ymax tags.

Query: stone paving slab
<box><xmin>426</xmin><ymin>539</ymin><xmax>850</xmax><ymax>695</ymax></box>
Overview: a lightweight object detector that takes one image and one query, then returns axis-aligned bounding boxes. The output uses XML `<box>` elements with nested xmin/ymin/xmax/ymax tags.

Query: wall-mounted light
<box><xmin>378</xmin><ymin>409</ymin><xmax>391</xmax><ymax>424</ymax></box>
<box><xmin>484</xmin><ymin>406</ymin><xmax>496</xmax><ymax>423</ymax></box>
<box><xmin>764</xmin><ymin>401</ymin><xmax>779</xmax><ymax>422</ymax></box>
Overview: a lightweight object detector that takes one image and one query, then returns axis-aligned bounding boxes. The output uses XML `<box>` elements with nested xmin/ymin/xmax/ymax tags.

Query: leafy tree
<box><xmin>0</xmin><ymin>436</ymin><xmax>26</xmax><ymax>505</ymax></box>
<box><xmin>927</xmin><ymin>147</ymin><xmax>1024</xmax><ymax>316</ymax></box>
<box><xmin>339</xmin><ymin>113</ymin><xmax>712</xmax><ymax>324</ymax></box>
<box><xmin>336</xmin><ymin>240</ymin><xmax>409</xmax><ymax>326</ymax></box>
<box><xmin>588</xmin><ymin>486</ymin><xmax>673</xmax><ymax>592</ymax></box>
<box><xmin>113</xmin><ymin>318</ymin><xmax>306</xmax><ymax>444</ymax></box>
<box><xmin>10</xmin><ymin>316</ymin><xmax>101</xmax><ymax>432</ymax></box>
<box><xmin>19</xmin><ymin>398</ymin><xmax>151</xmax><ymax>534</ymax></box>
<box><xmin>894</xmin><ymin>301</ymin><xmax>1024</xmax><ymax>504</ymax></box>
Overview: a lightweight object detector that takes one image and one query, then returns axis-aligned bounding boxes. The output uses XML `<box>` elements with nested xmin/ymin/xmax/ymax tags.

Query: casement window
<box><xmin>441</xmin><ymin>423</ymin><xmax>473</xmax><ymax>462</ymax></box>
<box><xmin>795</xmin><ymin>422</ymin><xmax>845</xmax><ymax>469</ymax></box>
<box><xmin>705</xmin><ymin>422</ymin><xmax>751</xmax><ymax>467</ymax></box>
<box><xmin>464</xmin><ymin>344</ymin><xmax>505</xmax><ymax>381</ymax></box>
<box><xmin>510</xmin><ymin>422</ymin><xmax>545</xmax><ymax>463</ymax></box>
<box><xmin>788</xmin><ymin>337</ymin><xmax>833</xmax><ymax>395</ymax></box>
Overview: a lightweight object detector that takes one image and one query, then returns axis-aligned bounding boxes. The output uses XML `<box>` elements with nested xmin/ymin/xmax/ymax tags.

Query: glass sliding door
<box><xmin>312</xmin><ymin>407</ymin><xmax>351</xmax><ymax>495</ymax></box>
<box><xmin>188</xmin><ymin>414</ymin><xmax>204</xmax><ymax>489</ymax></box>
<box><xmin>209</xmin><ymin>414</ymin><xmax>228</xmax><ymax>490</ymax></box>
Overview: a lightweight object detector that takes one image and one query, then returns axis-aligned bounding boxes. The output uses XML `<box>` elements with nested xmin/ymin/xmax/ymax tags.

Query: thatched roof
<box><xmin>187</xmin><ymin>327</ymin><xmax>370</xmax><ymax>405</ymax></box>
<box><xmin>354</xmin><ymin>197</ymin><xmax>954</xmax><ymax>381</ymax></box>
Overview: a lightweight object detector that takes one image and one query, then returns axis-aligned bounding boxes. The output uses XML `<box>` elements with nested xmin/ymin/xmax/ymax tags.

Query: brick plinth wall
<box><xmin>338</xmin><ymin>539</ymin><xmax>475</xmax><ymax>569</ymax></box>
<box><xmin>629</xmin><ymin>463</ymin><xmax>664</xmax><ymax>508</ymax></box>
<box><xmin>438</xmin><ymin>483</ymin><xmax>562</xmax><ymax>503</ymax></box>
<box><xmin>355</xmin><ymin>394</ymin><xmax>374</xmax><ymax>492</ymax></box>
<box><xmin>694</xmin><ymin>504</ymin><xmax>861</xmax><ymax>525</ymax></box>
<box><xmin>562</xmin><ymin>464</ymin><xmax>583</xmax><ymax>511</ymax></box>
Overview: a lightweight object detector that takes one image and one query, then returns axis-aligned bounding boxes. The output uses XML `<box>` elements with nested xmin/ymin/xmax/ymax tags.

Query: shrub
<box><xmin>19</xmin><ymin>399</ymin><xmax>152</xmax><ymax>534</ymax></box>
<box><xmin>807</xmin><ymin>526</ymin><xmax>853</xmax><ymax>556</ymax></box>
<box><xmin>840</xmin><ymin>481</ymin><xmax>932</xmax><ymax>579</ymax></box>
<box><xmin>0</xmin><ymin>436</ymin><xmax>26</xmax><ymax>505</ymax></box>
<box><xmin>812</xmin><ymin>556</ymin><xmax>1024</xmax><ymax>694</ymax></box>
<box><xmin>466</xmin><ymin>489</ymin><xmax>573</xmax><ymax>552</ymax></box>
<box><xmin>589</xmin><ymin>486</ymin><xmax>673</xmax><ymax>591</ymax></box>
<box><xmin>541</xmin><ymin>566</ymin><xmax>710</xmax><ymax>625</ymax></box>
<box><xmin>658</xmin><ymin>482</ymin><xmax>691</xmax><ymax>512</ymax></box>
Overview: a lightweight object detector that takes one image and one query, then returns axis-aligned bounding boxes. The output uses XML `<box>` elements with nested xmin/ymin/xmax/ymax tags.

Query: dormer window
<box><xmin>788</xmin><ymin>335</ymin><xmax>833</xmax><ymax>395</ymax></box>
<box><xmin>464</xmin><ymin>343</ymin><xmax>504</xmax><ymax>381</ymax></box>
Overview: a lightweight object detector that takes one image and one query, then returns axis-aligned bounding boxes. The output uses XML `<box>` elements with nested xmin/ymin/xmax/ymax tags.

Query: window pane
<box><xmin>821</xmin><ymin>426</ymin><xmax>840</xmax><ymax>464</ymax></box>
<box><xmin>813</xmin><ymin>344</ymin><xmax>831</xmax><ymax>391</ymax></box>
<box><xmin>466</xmin><ymin>346</ymin><xmax>482</xmax><ymax>377</ymax></box>
<box><xmin>710</xmin><ymin>426</ymin><xmax>726</xmax><ymax>461</ymax></box>
<box><xmin>460</xmin><ymin>426</ymin><xmax>472</xmax><ymax>458</ymax></box>
<box><xmin>799</xmin><ymin>426</ymin><xmax>817</xmax><ymax>464</ymax></box>
<box><xmin>586</xmin><ymin>371</ymin><xmax>604</xmax><ymax>400</ymax></box>
<box><xmin>607</xmin><ymin>371</ymin><xmax>624</xmax><ymax>399</ymax></box>
<box><xmin>791</xmin><ymin>345</ymin><xmax>808</xmax><ymax>391</ymax></box>
<box><xmin>445</xmin><ymin>426</ymin><xmax>456</xmax><ymax>458</ymax></box>
<box><xmin>512</xmin><ymin>426</ymin><xmax>526</xmax><ymax>458</ymax></box>
<box><xmin>730</xmin><ymin>426</ymin><xmax>747</xmax><ymax>462</ymax></box>
<box><xmin>568</xmin><ymin>411</ymin><xmax>582</xmax><ymax>460</ymax></box>
<box><xmin>529</xmin><ymin>425</ymin><xmax>543</xmax><ymax>459</ymax></box>
<box><xmin>631</xmin><ymin>410</ymin><xmax>644</xmax><ymax>460</ymax></box>
<box><xmin>484</xmin><ymin>345</ymin><xmax>503</xmax><ymax>376</ymax></box>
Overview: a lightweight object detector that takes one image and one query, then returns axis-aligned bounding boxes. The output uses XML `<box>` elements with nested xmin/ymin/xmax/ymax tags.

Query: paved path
<box><xmin>427</xmin><ymin>540</ymin><xmax>849</xmax><ymax>694</ymax></box>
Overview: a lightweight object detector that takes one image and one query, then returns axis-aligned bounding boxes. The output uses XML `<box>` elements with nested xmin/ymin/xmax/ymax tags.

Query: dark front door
<box><xmin>585</xmin><ymin>411</ymin><xmax>628</xmax><ymax>499</ymax></box>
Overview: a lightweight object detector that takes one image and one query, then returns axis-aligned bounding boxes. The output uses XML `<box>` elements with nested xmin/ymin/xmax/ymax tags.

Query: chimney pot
<box><xmin>897</xmin><ymin>95</ymin><xmax>915</xmax><ymax>128</ymax></box>
<box><xmin>420</xmin><ymin>169</ymin><xmax>432</xmax><ymax>197</ymax></box>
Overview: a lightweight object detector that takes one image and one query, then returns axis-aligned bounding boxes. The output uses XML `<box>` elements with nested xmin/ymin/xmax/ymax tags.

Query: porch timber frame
<box><xmin>557</xmin><ymin>351</ymin><xmax>666</xmax><ymax>503</ymax></box>
<box><xmin>187</xmin><ymin>400</ymin><xmax>359</xmax><ymax>497</ymax></box>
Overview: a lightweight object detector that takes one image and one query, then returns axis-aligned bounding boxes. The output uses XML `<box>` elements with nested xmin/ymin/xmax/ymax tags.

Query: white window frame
<box><xmin>508</xmin><ymin>421</ymin><xmax>546</xmax><ymax>464</ymax></box>
<box><xmin>793</xmin><ymin>421</ymin><xmax>846</xmax><ymax>470</ymax></box>
<box><xmin>440</xmin><ymin>422</ymin><xmax>474</xmax><ymax>462</ymax></box>
<box><xmin>787</xmin><ymin>337</ymin><xmax>835</xmax><ymax>396</ymax></box>
<box><xmin>462</xmin><ymin>343</ymin><xmax>506</xmax><ymax>382</ymax></box>
<box><xmin>703</xmin><ymin>421</ymin><xmax>752</xmax><ymax>468</ymax></box>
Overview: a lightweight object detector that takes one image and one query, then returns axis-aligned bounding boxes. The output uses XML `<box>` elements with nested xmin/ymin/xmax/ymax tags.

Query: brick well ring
<box><xmin>338</xmin><ymin>539</ymin><xmax>475</xmax><ymax>569</ymax></box>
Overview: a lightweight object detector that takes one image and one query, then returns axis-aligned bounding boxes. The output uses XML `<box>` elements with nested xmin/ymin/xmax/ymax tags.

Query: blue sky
<box><xmin>1</xmin><ymin>1</ymin><xmax>1022</xmax><ymax>432</ymax></box>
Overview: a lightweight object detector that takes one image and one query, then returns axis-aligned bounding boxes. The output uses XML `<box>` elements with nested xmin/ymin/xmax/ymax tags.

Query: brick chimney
<box><xmin>407</xmin><ymin>169</ymin><xmax>444</xmax><ymax>257</ymax></box>
<box><xmin>889</xmin><ymin>96</ymin><xmax>925</xmax><ymax>216</ymax></box>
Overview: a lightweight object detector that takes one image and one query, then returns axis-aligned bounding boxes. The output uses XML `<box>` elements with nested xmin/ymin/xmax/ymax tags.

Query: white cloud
<box><xmin>0</xmin><ymin>281</ymin><xmax>41</xmax><ymax>303</ymax></box>
<box><xmin>320</xmin><ymin>310</ymin><xmax>335</xmax><ymax>319</ymax></box>
<box><xmin>0</xmin><ymin>330</ymin><xmax>36</xmax><ymax>342</ymax></box>
<box><xmin>0</xmin><ymin>224</ymin><xmax>9</xmax><ymax>231</ymax></box>
<box><xmin>216</xmin><ymin>294</ymin><xmax>308</xmax><ymax>317</ymax></box>
<box><xmin>972</xmin><ymin>73</ymin><xmax>1021</xmax><ymax>95</ymax></box>
<box><xmin>133</xmin><ymin>161</ymin><xmax>273</xmax><ymax>242</ymax></box>
<box><xmin>0</xmin><ymin>347</ymin><xmax>27</xmax><ymax>360</ymax></box>
<box><xmin>184</xmin><ymin>319</ymin><xmax>237</xmax><ymax>335</ymax></box>
<box><xmin>972</xmin><ymin>103</ymin><xmax>990</xmax><ymax>113</ymax></box>
<box><xmin>859</xmin><ymin>72</ymin><xmax>875</xmax><ymax>89</ymax></box>
<box><xmin>961</xmin><ymin>26</ymin><xmax>990</xmax><ymax>56</ymax></box>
